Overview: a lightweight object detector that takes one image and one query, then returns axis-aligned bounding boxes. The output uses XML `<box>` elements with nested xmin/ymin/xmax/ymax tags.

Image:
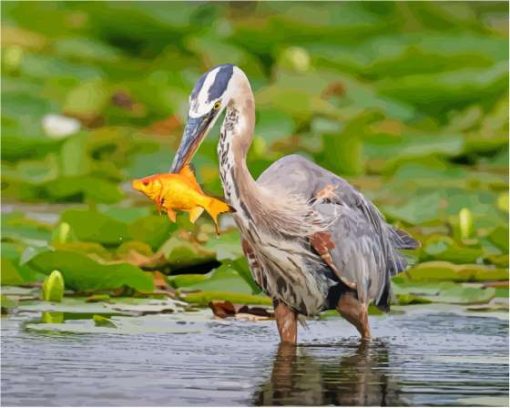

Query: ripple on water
<box><xmin>1</xmin><ymin>310</ymin><xmax>508</xmax><ymax>406</ymax></box>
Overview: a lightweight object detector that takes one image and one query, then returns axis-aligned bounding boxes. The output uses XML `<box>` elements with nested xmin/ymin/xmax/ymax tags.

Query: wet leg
<box><xmin>336</xmin><ymin>292</ymin><xmax>371</xmax><ymax>340</ymax></box>
<box><xmin>274</xmin><ymin>300</ymin><xmax>298</xmax><ymax>345</ymax></box>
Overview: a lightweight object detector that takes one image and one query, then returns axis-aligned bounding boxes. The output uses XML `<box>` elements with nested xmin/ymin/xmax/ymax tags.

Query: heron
<box><xmin>170</xmin><ymin>64</ymin><xmax>418</xmax><ymax>344</ymax></box>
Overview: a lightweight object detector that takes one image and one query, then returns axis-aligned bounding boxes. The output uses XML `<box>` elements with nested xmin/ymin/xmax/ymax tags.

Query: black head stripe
<box><xmin>207</xmin><ymin>64</ymin><xmax>234</xmax><ymax>102</ymax></box>
<box><xmin>191</xmin><ymin>72</ymin><xmax>207</xmax><ymax>100</ymax></box>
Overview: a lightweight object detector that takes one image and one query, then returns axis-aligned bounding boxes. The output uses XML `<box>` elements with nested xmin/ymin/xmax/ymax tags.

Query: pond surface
<box><xmin>1</xmin><ymin>305</ymin><xmax>508</xmax><ymax>406</ymax></box>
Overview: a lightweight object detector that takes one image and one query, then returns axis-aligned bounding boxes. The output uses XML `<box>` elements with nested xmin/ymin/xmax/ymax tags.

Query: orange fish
<box><xmin>132</xmin><ymin>165</ymin><xmax>232</xmax><ymax>233</ymax></box>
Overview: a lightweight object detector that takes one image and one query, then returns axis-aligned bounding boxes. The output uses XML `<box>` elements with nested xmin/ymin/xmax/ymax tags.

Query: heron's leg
<box><xmin>336</xmin><ymin>292</ymin><xmax>371</xmax><ymax>340</ymax></box>
<box><xmin>273</xmin><ymin>300</ymin><xmax>297</xmax><ymax>345</ymax></box>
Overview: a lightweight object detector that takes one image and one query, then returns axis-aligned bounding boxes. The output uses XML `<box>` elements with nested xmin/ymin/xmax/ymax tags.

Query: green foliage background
<box><xmin>1</xmin><ymin>2</ymin><xmax>508</xmax><ymax>310</ymax></box>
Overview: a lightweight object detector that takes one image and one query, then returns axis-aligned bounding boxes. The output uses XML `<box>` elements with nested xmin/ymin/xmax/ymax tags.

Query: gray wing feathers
<box><xmin>257</xmin><ymin>154</ymin><xmax>416</xmax><ymax>306</ymax></box>
<box><xmin>314</xmin><ymin>203</ymin><xmax>387</xmax><ymax>304</ymax></box>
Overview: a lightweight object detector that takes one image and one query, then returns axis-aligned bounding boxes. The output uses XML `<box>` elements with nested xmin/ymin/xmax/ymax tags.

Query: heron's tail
<box><xmin>204</xmin><ymin>197</ymin><xmax>233</xmax><ymax>233</ymax></box>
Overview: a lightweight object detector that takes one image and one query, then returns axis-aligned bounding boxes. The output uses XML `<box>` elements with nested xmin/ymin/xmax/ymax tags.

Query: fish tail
<box><xmin>204</xmin><ymin>197</ymin><xmax>232</xmax><ymax>232</ymax></box>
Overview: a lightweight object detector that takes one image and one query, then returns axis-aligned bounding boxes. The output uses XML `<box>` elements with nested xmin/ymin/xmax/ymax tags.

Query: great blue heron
<box><xmin>170</xmin><ymin>64</ymin><xmax>418</xmax><ymax>344</ymax></box>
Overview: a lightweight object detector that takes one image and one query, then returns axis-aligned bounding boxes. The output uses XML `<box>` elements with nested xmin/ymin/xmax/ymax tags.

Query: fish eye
<box><xmin>213</xmin><ymin>101</ymin><xmax>221</xmax><ymax>110</ymax></box>
<box><xmin>142</xmin><ymin>181</ymin><xmax>149</xmax><ymax>186</ymax></box>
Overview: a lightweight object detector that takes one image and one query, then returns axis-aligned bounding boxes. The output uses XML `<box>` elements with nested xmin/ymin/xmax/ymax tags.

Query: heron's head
<box><xmin>171</xmin><ymin>64</ymin><xmax>239</xmax><ymax>173</ymax></box>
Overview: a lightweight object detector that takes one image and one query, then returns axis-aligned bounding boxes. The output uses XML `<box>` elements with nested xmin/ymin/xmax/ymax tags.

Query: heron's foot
<box><xmin>274</xmin><ymin>300</ymin><xmax>298</xmax><ymax>345</ymax></box>
<box><xmin>336</xmin><ymin>292</ymin><xmax>371</xmax><ymax>340</ymax></box>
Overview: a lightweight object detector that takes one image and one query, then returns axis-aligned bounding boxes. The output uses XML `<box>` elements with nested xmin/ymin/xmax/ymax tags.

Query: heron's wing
<box><xmin>310</xmin><ymin>202</ymin><xmax>393</xmax><ymax>305</ymax></box>
<box><xmin>257</xmin><ymin>154</ymin><xmax>417</xmax><ymax>248</ymax></box>
<box><xmin>257</xmin><ymin>154</ymin><xmax>418</xmax><ymax>307</ymax></box>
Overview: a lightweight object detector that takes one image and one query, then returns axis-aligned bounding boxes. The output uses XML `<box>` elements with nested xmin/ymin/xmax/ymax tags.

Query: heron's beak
<box><xmin>170</xmin><ymin>111</ymin><xmax>215</xmax><ymax>173</ymax></box>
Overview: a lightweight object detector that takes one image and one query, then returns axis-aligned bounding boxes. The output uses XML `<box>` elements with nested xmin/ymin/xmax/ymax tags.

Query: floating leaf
<box><xmin>160</xmin><ymin>236</ymin><xmax>216</xmax><ymax>270</ymax></box>
<box><xmin>1</xmin><ymin>295</ymin><xmax>18</xmax><ymax>314</ymax></box>
<box><xmin>181</xmin><ymin>291</ymin><xmax>272</xmax><ymax>307</ymax></box>
<box><xmin>204</xmin><ymin>229</ymin><xmax>243</xmax><ymax>261</ymax></box>
<box><xmin>93</xmin><ymin>314</ymin><xmax>117</xmax><ymax>328</ymax></box>
<box><xmin>60</xmin><ymin>209</ymin><xmax>130</xmax><ymax>245</ymax></box>
<box><xmin>25</xmin><ymin>312</ymin><xmax>208</xmax><ymax>335</ymax></box>
<box><xmin>393</xmin><ymin>281</ymin><xmax>496</xmax><ymax>304</ymax></box>
<box><xmin>421</xmin><ymin>235</ymin><xmax>483</xmax><ymax>264</ymax></box>
<box><xmin>489</xmin><ymin>226</ymin><xmax>509</xmax><ymax>252</ymax></box>
<box><xmin>27</xmin><ymin>250</ymin><xmax>154</xmax><ymax>293</ymax></box>
<box><xmin>179</xmin><ymin>261</ymin><xmax>255</xmax><ymax>294</ymax></box>
<box><xmin>0</xmin><ymin>259</ymin><xmax>25</xmax><ymax>286</ymax></box>
<box><xmin>41</xmin><ymin>311</ymin><xmax>64</xmax><ymax>324</ymax></box>
<box><xmin>404</xmin><ymin>261</ymin><xmax>508</xmax><ymax>282</ymax></box>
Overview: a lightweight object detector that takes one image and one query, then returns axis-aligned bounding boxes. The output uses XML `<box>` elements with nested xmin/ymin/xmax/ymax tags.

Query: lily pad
<box><xmin>181</xmin><ymin>290</ymin><xmax>272</xmax><ymax>307</ymax></box>
<box><xmin>60</xmin><ymin>209</ymin><xmax>130</xmax><ymax>245</ymax></box>
<box><xmin>180</xmin><ymin>262</ymin><xmax>253</xmax><ymax>294</ymax></box>
<box><xmin>26</xmin><ymin>249</ymin><xmax>154</xmax><ymax>293</ymax></box>
<box><xmin>93</xmin><ymin>314</ymin><xmax>117</xmax><ymax>328</ymax></box>
<box><xmin>1</xmin><ymin>295</ymin><xmax>18</xmax><ymax>314</ymax></box>
<box><xmin>18</xmin><ymin>297</ymin><xmax>186</xmax><ymax>316</ymax></box>
<box><xmin>159</xmin><ymin>236</ymin><xmax>216</xmax><ymax>270</ymax></box>
<box><xmin>24</xmin><ymin>311</ymin><xmax>210</xmax><ymax>335</ymax></box>
<box><xmin>204</xmin><ymin>229</ymin><xmax>244</xmax><ymax>261</ymax></box>
<box><xmin>421</xmin><ymin>235</ymin><xmax>483</xmax><ymax>264</ymax></box>
<box><xmin>393</xmin><ymin>281</ymin><xmax>496</xmax><ymax>305</ymax></box>
<box><xmin>403</xmin><ymin>261</ymin><xmax>508</xmax><ymax>282</ymax></box>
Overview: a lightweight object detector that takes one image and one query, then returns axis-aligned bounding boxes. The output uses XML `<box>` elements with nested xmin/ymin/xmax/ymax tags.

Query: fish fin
<box><xmin>204</xmin><ymin>197</ymin><xmax>232</xmax><ymax>234</ymax></box>
<box><xmin>166</xmin><ymin>208</ymin><xmax>177</xmax><ymax>223</ymax></box>
<box><xmin>156</xmin><ymin>196</ymin><xmax>164</xmax><ymax>215</ymax></box>
<box><xmin>188</xmin><ymin>207</ymin><xmax>204</xmax><ymax>224</ymax></box>
<box><xmin>179</xmin><ymin>164</ymin><xmax>203</xmax><ymax>193</ymax></box>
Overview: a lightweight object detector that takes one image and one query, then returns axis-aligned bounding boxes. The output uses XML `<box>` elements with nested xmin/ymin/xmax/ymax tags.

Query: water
<box><xmin>1</xmin><ymin>306</ymin><xmax>508</xmax><ymax>406</ymax></box>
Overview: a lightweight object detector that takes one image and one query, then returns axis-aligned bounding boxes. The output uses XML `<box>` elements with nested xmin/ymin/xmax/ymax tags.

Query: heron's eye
<box><xmin>213</xmin><ymin>101</ymin><xmax>221</xmax><ymax>110</ymax></box>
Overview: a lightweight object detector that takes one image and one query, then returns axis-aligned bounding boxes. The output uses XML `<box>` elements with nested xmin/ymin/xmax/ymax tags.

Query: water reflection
<box><xmin>254</xmin><ymin>340</ymin><xmax>402</xmax><ymax>406</ymax></box>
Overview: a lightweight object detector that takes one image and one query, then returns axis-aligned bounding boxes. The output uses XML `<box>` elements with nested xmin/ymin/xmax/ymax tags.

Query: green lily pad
<box><xmin>396</xmin><ymin>293</ymin><xmax>432</xmax><ymax>305</ymax></box>
<box><xmin>181</xmin><ymin>262</ymin><xmax>254</xmax><ymax>294</ymax></box>
<box><xmin>60</xmin><ymin>209</ymin><xmax>130</xmax><ymax>245</ymax></box>
<box><xmin>1</xmin><ymin>212</ymin><xmax>53</xmax><ymax>246</ymax></box>
<box><xmin>128</xmin><ymin>215</ymin><xmax>176</xmax><ymax>250</ymax></box>
<box><xmin>489</xmin><ymin>226</ymin><xmax>509</xmax><ymax>252</ymax></box>
<box><xmin>93</xmin><ymin>314</ymin><xmax>117</xmax><ymax>328</ymax></box>
<box><xmin>1</xmin><ymin>243</ymin><xmax>42</xmax><ymax>285</ymax></box>
<box><xmin>41</xmin><ymin>311</ymin><xmax>64</xmax><ymax>324</ymax></box>
<box><xmin>181</xmin><ymin>290</ymin><xmax>272</xmax><ymax>307</ymax></box>
<box><xmin>393</xmin><ymin>281</ymin><xmax>496</xmax><ymax>305</ymax></box>
<box><xmin>45</xmin><ymin>176</ymin><xmax>124</xmax><ymax>204</ymax></box>
<box><xmin>18</xmin><ymin>297</ymin><xmax>186</xmax><ymax>316</ymax></box>
<box><xmin>1</xmin><ymin>258</ymin><xmax>26</xmax><ymax>286</ymax></box>
<box><xmin>169</xmin><ymin>274</ymin><xmax>209</xmax><ymax>288</ymax></box>
<box><xmin>421</xmin><ymin>235</ymin><xmax>483</xmax><ymax>264</ymax></box>
<box><xmin>53</xmin><ymin>241</ymin><xmax>113</xmax><ymax>261</ymax></box>
<box><xmin>24</xmin><ymin>311</ymin><xmax>210</xmax><ymax>335</ymax></box>
<box><xmin>204</xmin><ymin>229</ymin><xmax>244</xmax><ymax>261</ymax></box>
<box><xmin>26</xmin><ymin>249</ymin><xmax>154</xmax><ymax>293</ymax></box>
<box><xmin>1</xmin><ymin>295</ymin><xmax>18</xmax><ymax>313</ymax></box>
<box><xmin>404</xmin><ymin>261</ymin><xmax>508</xmax><ymax>282</ymax></box>
<box><xmin>63</xmin><ymin>79</ymin><xmax>110</xmax><ymax>119</ymax></box>
<box><xmin>159</xmin><ymin>236</ymin><xmax>216</xmax><ymax>270</ymax></box>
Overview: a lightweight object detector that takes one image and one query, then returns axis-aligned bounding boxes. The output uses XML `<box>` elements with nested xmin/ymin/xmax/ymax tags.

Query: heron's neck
<box><xmin>218</xmin><ymin>85</ymin><xmax>259</xmax><ymax>220</ymax></box>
